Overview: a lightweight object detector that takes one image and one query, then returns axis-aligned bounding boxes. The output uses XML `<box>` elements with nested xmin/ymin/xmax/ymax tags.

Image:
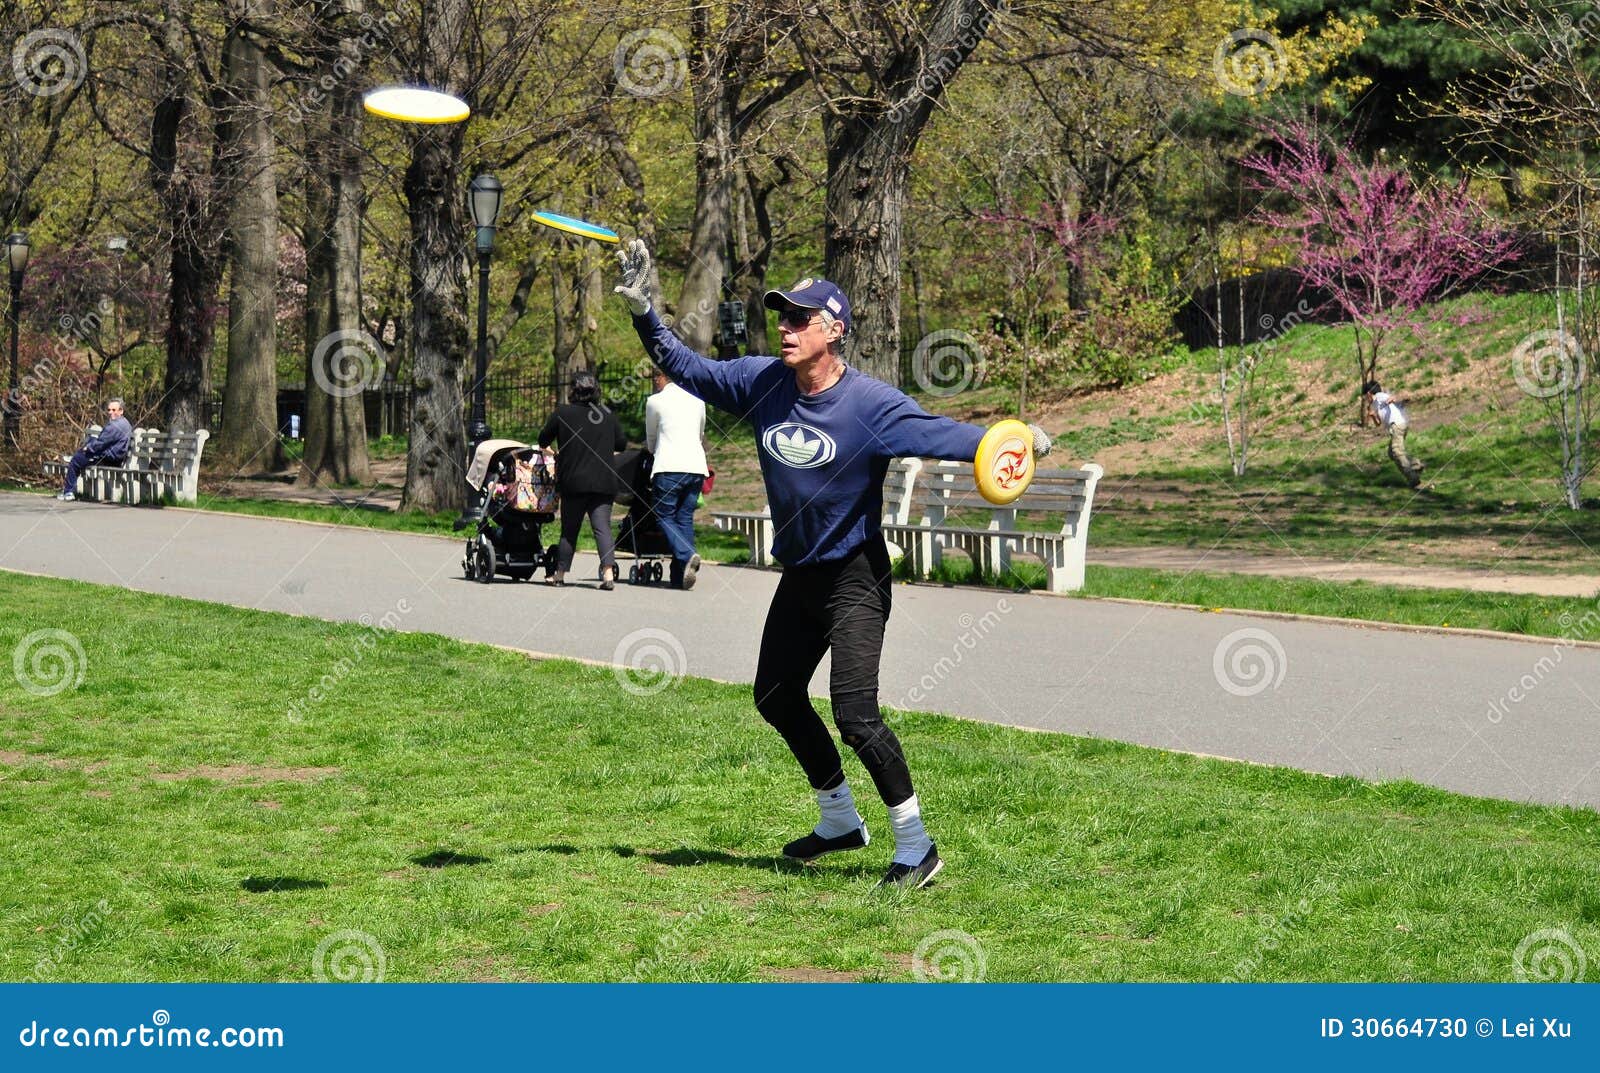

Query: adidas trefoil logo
<box><xmin>762</xmin><ymin>422</ymin><xmax>838</xmax><ymax>470</ymax></box>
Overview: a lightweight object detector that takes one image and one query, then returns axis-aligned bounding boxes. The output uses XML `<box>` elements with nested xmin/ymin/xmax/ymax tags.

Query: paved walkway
<box><xmin>4</xmin><ymin>492</ymin><xmax>1599</xmax><ymax>811</ymax></box>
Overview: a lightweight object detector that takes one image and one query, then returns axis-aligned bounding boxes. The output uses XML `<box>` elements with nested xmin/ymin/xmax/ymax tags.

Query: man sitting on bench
<box><xmin>57</xmin><ymin>398</ymin><xmax>131</xmax><ymax>502</ymax></box>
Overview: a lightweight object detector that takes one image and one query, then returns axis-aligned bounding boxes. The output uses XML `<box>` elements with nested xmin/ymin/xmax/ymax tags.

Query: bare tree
<box><xmin>1424</xmin><ymin>0</ymin><xmax>1600</xmax><ymax>507</ymax></box>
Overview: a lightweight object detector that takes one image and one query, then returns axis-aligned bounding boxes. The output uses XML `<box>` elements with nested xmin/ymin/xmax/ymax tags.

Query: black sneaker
<box><xmin>782</xmin><ymin>825</ymin><xmax>869</xmax><ymax>863</ymax></box>
<box><xmin>877</xmin><ymin>845</ymin><xmax>943</xmax><ymax>890</ymax></box>
<box><xmin>682</xmin><ymin>554</ymin><xmax>701</xmax><ymax>591</ymax></box>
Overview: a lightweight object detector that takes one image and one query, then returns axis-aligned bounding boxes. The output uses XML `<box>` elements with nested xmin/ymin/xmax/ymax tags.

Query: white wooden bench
<box><xmin>710</xmin><ymin>456</ymin><xmax>1101</xmax><ymax>592</ymax></box>
<box><xmin>43</xmin><ymin>426</ymin><xmax>211</xmax><ymax>505</ymax></box>
<box><xmin>709</xmin><ymin>509</ymin><xmax>777</xmax><ymax>566</ymax></box>
<box><xmin>884</xmin><ymin>458</ymin><xmax>1104</xmax><ymax>593</ymax></box>
<box><xmin>710</xmin><ymin>459</ymin><xmax>921</xmax><ymax>567</ymax></box>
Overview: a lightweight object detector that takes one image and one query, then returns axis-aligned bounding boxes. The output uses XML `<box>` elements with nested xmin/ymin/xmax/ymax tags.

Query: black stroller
<box><xmin>613</xmin><ymin>448</ymin><xmax>675</xmax><ymax>585</ymax></box>
<box><xmin>461</xmin><ymin>439</ymin><xmax>559</xmax><ymax>583</ymax></box>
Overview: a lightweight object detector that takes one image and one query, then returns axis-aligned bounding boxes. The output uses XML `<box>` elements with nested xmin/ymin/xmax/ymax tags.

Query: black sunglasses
<box><xmin>776</xmin><ymin>307</ymin><xmax>819</xmax><ymax>328</ymax></box>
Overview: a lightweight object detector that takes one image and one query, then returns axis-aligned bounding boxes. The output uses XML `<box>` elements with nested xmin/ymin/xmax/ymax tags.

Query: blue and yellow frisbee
<box><xmin>530</xmin><ymin>210</ymin><xmax>620</xmax><ymax>244</ymax></box>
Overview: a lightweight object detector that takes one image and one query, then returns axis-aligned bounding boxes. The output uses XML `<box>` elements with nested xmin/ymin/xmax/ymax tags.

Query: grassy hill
<box><xmin>705</xmin><ymin>290</ymin><xmax>1600</xmax><ymax>576</ymax></box>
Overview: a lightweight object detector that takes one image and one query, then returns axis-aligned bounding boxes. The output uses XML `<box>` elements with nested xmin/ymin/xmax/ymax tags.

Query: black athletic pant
<box><xmin>557</xmin><ymin>491</ymin><xmax>616</xmax><ymax>572</ymax></box>
<box><xmin>752</xmin><ymin>539</ymin><xmax>914</xmax><ymax>807</ymax></box>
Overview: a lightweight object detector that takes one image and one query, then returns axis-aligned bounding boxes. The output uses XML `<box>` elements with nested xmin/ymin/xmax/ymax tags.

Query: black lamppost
<box><xmin>466</xmin><ymin>173</ymin><xmax>502</xmax><ymax>450</ymax></box>
<box><xmin>4</xmin><ymin>232</ymin><xmax>29</xmax><ymax>450</ymax></box>
<box><xmin>455</xmin><ymin>174</ymin><xmax>502</xmax><ymax>529</ymax></box>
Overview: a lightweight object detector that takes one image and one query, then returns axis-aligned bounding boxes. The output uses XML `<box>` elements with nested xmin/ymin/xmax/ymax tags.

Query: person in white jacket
<box><xmin>645</xmin><ymin>368</ymin><xmax>710</xmax><ymax>589</ymax></box>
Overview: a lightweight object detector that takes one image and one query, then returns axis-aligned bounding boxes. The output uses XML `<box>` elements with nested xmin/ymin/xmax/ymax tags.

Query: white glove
<box><xmin>1028</xmin><ymin>422</ymin><xmax>1053</xmax><ymax>458</ymax></box>
<box><xmin>613</xmin><ymin>238</ymin><xmax>653</xmax><ymax>316</ymax></box>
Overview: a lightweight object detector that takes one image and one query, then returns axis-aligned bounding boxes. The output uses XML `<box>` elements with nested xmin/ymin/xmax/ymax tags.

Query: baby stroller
<box><xmin>461</xmin><ymin>439</ymin><xmax>560</xmax><ymax>584</ymax></box>
<box><xmin>613</xmin><ymin>448</ymin><xmax>674</xmax><ymax>585</ymax></box>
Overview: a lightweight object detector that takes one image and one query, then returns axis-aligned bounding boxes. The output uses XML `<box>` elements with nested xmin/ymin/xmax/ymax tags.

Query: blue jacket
<box><xmin>87</xmin><ymin>416</ymin><xmax>132</xmax><ymax>464</ymax></box>
<box><xmin>634</xmin><ymin>310</ymin><xmax>984</xmax><ymax>565</ymax></box>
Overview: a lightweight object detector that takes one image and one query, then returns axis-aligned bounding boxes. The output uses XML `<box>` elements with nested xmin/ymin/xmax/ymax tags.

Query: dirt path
<box><xmin>1092</xmin><ymin>545</ymin><xmax>1600</xmax><ymax>598</ymax></box>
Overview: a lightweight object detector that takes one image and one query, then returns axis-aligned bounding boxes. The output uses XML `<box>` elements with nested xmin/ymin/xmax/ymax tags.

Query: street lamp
<box><xmin>456</xmin><ymin>174</ymin><xmax>502</xmax><ymax>528</ymax></box>
<box><xmin>4</xmin><ymin>232</ymin><xmax>29</xmax><ymax>450</ymax></box>
<box><xmin>466</xmin><ymin>173</ymin><xmax>502</xmax><ymax>450</ymax></box>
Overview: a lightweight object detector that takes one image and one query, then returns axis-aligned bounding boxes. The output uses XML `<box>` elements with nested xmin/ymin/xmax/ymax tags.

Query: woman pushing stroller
<box><xmin>538</xmin><ymin>369</ymin><xmax>627</xmax><ymax>590</ymax></box>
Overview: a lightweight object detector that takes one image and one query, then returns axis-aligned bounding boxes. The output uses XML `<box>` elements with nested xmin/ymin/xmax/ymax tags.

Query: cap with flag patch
<box><xmin>763</xmin><ymin>277</ymin><xmax>852</xmax><ymax>332</ymax></box>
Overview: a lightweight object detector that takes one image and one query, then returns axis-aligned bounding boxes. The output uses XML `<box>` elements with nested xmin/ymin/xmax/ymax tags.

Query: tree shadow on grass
<box><xmin>240</xmin><ymin>876</ymin><xmax>328</xmax><ymax>893</ymax></box>
<box><xmin>410</xmin><ymin>849</ymin><xmax>492</xmax><ymax>868</ymax></box>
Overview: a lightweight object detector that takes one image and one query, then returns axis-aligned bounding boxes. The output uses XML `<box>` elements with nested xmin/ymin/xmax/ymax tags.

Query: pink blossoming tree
<box><xmin>1242</xmin><ymin>119</ymin><xmax>1521</xmax><ymax>422</ymax></box>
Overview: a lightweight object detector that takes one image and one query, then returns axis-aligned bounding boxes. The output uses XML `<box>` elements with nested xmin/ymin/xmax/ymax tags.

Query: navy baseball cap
<box><xmin>763</xmin><ymin>277</ymin><xmax>851</xmax><ymax>332</ymax></box>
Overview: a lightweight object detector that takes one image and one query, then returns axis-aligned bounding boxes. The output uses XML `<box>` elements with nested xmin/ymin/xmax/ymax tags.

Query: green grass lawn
<box><xmin>2</xmin><ymin>570</ymin><xmax>1597</xmax><ymax>983</ymax></box>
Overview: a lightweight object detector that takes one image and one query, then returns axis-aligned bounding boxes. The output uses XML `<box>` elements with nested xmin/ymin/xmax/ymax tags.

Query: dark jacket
<box><xmin>87</xmin><ymin>416</ymin><xmax>133</xmax><ymax>464</ymax></box>
<box><xmin>538</xmin><ymin>403</ymin><xmax>627</xmax><ymax>496</ymax></box>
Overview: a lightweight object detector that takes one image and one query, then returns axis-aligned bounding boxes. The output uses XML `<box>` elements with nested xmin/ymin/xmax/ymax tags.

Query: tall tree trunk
<box><xmin>217</xmin><ymin>0</ymin><xmax>281</xmax><ymax>474</ymax></box>
<box><xmin>300</xmin><ymin>1</ymin><xmax>372</xmax><ymax>486</ymax></box>
<box><xmin>824</xmin><ymin>110</ymin><xmax>911</xmax><ymax>384</ymax></box>
<box><xmin>738</xmin><ymin>161</ymin><xmax>783</xmax><ymax>357</ymax></box>
<box><xmin>152</xmin><ymin>0</ymin><xmax>223</xmax><ymax>434</ymax></box>
<box><xmin>578</xmin><ymin>242</ymin><xmax>604</xmax><ymax>372</ymax></box>
<box><xmin>400</xmin><ymin>0</ymin><xmax>470</xmax><ymax>513</ymax></box>
<box><xmin>820</xmin><ymin>0</ymin><xmax>994</xmax><ymax>386</ymax></box>
<box><xmin>677</xmin><ymin>7</ymin><xmax>734</xmax><ymax>353</ymax></box>
<box><xmin>551</xmin><ymin>246</ymin><xmax>574</xmax><ymax>394</ymax></box>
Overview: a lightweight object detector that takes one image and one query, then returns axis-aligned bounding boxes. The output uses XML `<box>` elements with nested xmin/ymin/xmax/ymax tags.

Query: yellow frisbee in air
<box><xmin>974</xmin><ymin>419</ymin><xmax>1036</xmax><ymax>505</ymax></box>
<box><xmin>362</xmin><ymin>86</ymin><xmax>470</xmax><ymax>124</ymax></box>
<box><xmin>530</xmin><ymin>211</ymin><xmax>621</xmax><ymax>244</ymax></box>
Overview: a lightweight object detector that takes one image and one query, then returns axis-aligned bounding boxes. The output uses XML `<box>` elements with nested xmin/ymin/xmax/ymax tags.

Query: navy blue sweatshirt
<box><xmin>87</xmin><ymin>416</ymin><xmax>132</xmax><ymax>463</ymax></box>
<box><xmin>634</xmin><ymin>310</ymin><xmax>984</xmax><ymax>566</ymax></box>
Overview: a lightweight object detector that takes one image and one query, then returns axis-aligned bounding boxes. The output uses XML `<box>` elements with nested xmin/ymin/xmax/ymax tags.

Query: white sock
<box><xmin>815</xmin><ymin>780</ymin><xmax>865</xmax><ymax>839</ymax></box>
<box><xmin>888</xmin><ymin>794</ymin><xmax>934</xmax><ymax>866</ymax></box>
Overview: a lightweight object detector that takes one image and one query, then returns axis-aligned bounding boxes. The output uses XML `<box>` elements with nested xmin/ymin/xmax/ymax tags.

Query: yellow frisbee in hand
<box><xmin>974</xmin><ymin>419</ymin><xmax>1036</xmax><ymax>505</ymax></box>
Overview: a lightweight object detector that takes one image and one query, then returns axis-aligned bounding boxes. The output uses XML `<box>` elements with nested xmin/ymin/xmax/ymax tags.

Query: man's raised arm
<box><xmin>615</xmin><ymin>240</ymin><xmax>771</xmax><ymax>419</ymax></box>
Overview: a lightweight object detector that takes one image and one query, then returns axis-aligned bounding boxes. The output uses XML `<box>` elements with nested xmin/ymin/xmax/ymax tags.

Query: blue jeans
<box><xmin>652</xmin><ymin>472</ymin><xmax>702</xmax><ymax>584</ymax></box>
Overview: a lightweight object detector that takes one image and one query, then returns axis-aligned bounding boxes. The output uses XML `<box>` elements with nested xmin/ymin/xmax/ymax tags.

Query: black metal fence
<box><xmin>193</xmin><ymin>367</ymin><xmax>640</xmax><ymax>442</ymax></box>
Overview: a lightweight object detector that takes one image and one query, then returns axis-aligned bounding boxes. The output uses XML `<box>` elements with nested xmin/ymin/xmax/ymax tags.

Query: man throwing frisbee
<box><xmin>615</xmin><ymin>240</ymin><xmax>1048</xmax><ymax>889</ymax></box>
